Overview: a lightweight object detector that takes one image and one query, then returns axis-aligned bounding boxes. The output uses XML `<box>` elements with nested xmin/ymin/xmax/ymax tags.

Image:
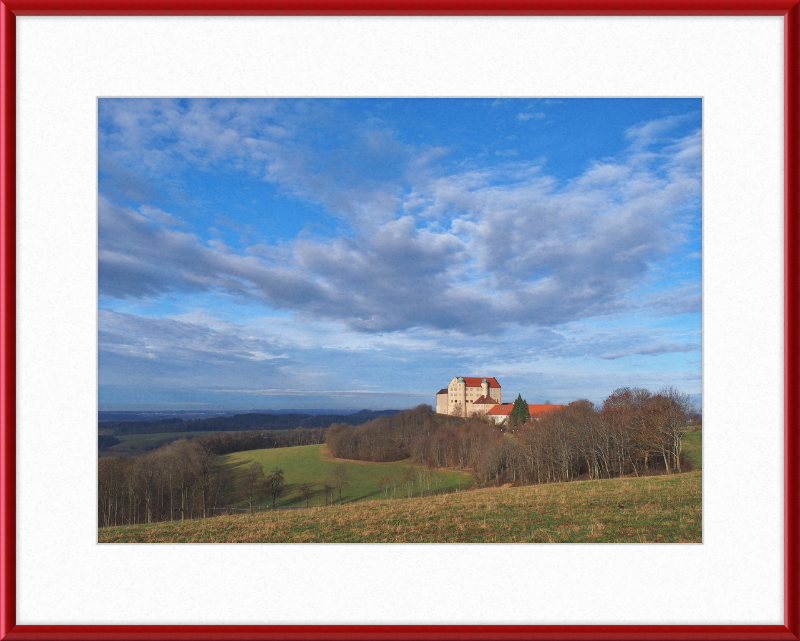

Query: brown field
<box><xmin>99</xmin><ymin>469</ymin><xmax>701</xmax><ymax>543</ymax></box>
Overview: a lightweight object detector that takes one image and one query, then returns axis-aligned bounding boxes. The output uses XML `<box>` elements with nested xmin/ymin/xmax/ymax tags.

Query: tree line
<box><xmin>327</xmin><ymin>387</ymin><xmax>696</xmax><ymax>487</ymax></box>
<box><xmin>99</xmin><ymin>439</ymin><xmax>227</xmax><ymax>527</ymax></box>
<box><xmin>99</xmin><ymin>426</ymin><xmax>328</xmax><ymax>456</ymax></box>
<box><xmin>193</xmin><ymin>426</ymin><xmax>327</xmax><ymax>455</ymax></box>
<box><xmin>98</xmin><ymin>427</ymin><xmax>326</xmax><ymax>527</ymax></box>
<box><xmin>326</xmin><ymin>404</ymin><xmax>462</xmax><ymax>462</ymax></box>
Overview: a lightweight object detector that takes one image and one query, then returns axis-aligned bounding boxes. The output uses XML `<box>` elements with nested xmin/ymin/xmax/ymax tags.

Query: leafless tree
<box><xmin>331</xmin><ymin>464</ymin><xmax>352</xmax><ymax>504</ymax></box>
<box><xmin>401</xmin><ymin>467</ymin><xmax>415</xmax><ymax>498</ymax></box>
<box><xmin>299</xmin><ymin>482</ymin><xmax>315</xmax><ymax>507</ymax></box>
<box><xmin>415</xmin><ymin>467</ymin><xmax>433</xmax><ymax>497</ymax></box>
<box><xmin>190</xmin><ymin>443</ymin><xmax>214</xmax><ymax>518</ymax></box>
<box><xmin>134</xmin><ymin>454</ymin><xmax>158</xmax><ymax>524</ymax></box>
<box><xmin>659</xmin><ymin>386</ymin><xmax>695</xmax><ymax>471</ymax></box>
<box><xmin>320</xmin><ymin>481</ymin><xmax>334</xmax><ymax>506</ymax></box>
<box><xmin>243</xmin><ymin>462</ymin><xmax>264</xmax><ymax>512</ymax></box>
<box><xmin>264</xmin><ymin>467</ymin><xmax>285</xmax><ymax>509</ymax></box>
<box><xmin>378</xmin><ymin>475</ymin><xmax>393</xmax><ymax>499</ymax></box>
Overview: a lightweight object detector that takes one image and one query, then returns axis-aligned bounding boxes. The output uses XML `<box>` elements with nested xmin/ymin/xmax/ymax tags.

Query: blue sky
<box><xmin>98</xmin><ymin>98</ymin><xmax>701</xmax><ymax>411</ymax></box>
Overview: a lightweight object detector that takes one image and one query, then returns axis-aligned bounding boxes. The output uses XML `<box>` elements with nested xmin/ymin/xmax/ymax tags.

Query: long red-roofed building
<box><xmin>527</xmin><ymin>404</ymin><xmax>564</xmax><ymax>417</ymax></box>
<box><xmin>485</xmin><ymin>402</ymin><xmax>564</xmax><ymax>424</ymax></box>
<box><xmin>486</xmin><ymin>403</ymin><xmax>513</xmax><ymax>418</ymax></box>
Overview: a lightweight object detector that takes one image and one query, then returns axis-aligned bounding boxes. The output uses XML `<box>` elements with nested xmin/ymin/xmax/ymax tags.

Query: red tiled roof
<box><xmin>473</xmin><ymin>395</ymin><xmax>498</xmax><ymax>405</ymax></box>
<box><xmin>528</xmin><ymin>404</ymin><xmax>563</xmax><ymax>415</ymax></box>
<box><xmin>487</xmin><ymin>403</ymin><xmax>563</xmax><ymax>417</ymax></box>
<box><xmin>458</xmin><ymin>377</ymin><xmax>500</xmax><ymax>388</ymax></box>
<box><xmin>487</xmin><ymin>403</ymin><xmax>514</xmax><ymax>415</ymax></box>
<box><xmin>436</xmin><ymin>389</ymin><xmax>448</xmax><ymax>395</ymax></box>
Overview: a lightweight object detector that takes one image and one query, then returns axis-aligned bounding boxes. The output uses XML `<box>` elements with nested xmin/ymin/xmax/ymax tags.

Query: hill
<box><xmin>218</xmin><ymin>444</ymin><xmax>472</xmax><ymax>507</ymax></box>
<box><xmin>99</xmin><ymin>430</ymin><xmax>234</xmax><ymax>458</ymax></box>
<box><xmin>99</xmin><ymin>469</ymin><xmax>702</xmax><ymax>543</ymax></box>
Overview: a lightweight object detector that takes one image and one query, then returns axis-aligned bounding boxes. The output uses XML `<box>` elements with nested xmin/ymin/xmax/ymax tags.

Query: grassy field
<box><xmin>682</xmin><ymin>429</ymin><xmax>702</xmax><ymax>470</ymax></box>
<box><xmin>99</xmin><ymin>469</ymin><xmax>702</xmax><ymax>543</ymax></box>
<box><xmin>218</xmin><ymin>444</ymin><xmax>472</xmax><ymax>508</ymax></box>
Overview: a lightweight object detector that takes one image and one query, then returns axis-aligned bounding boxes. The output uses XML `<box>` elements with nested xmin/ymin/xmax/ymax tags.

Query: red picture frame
<box><xmin>1</xmin><ymin>4</ymin><xmax>797</xmax><ymax>640</ymax></box>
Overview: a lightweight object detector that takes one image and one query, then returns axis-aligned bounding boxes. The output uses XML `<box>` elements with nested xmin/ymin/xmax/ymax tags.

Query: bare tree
<box><xmin>98</xmin><ymin>456</ymin><xmax>126</xmax><ymax>527</ymax></box>
<box><xmin>299</xmin><ymin>482</ymin><xmax>315</xmax><ymax>507</ymax></box>
<box><xmin>210</xmin><ymin>463</ymin><xmax>233</xmax><ymax>513</ymax></box>
<box><xmin>321</xmin><ymin>481</ymin><xmax>334</xmax><ymax>506</ymax></box>
<box><xmin>660</xmin><ymin>386</ymin><xmax>695</xmax><ymax>472</ymax></box>
<box><xmin>134</xmin><ymin>454</ymin><xmax>158</xmax><ymax>524</ymax></box>
<box><xmin>264</xmin><ymin>468</ymin><xmax>285</xmax><ymax>509</ymax></box>
<box><xmin>190</xmin><ymin>444</ymin><xmax>214</xmax><ymax>518</ymax></box>
<box><xmin>378</xmin><ymin>475</ymin><xmax>393</xmax><ymax>499</ymax></box>
<box><xmin>401</xmin><ymin>467</ymin><xmax>415</xmax><ymax>498</ymax></box>
<box><xmin>331</xmin><ymin>464</ymin><xmax>352</xmax><ymax>504</ymax></box>
<box><xmin>164</xmin><ymin>439</ymin><xmax>202</xmax><ymax>521</ymax></box>
<box><xmin>415</xmin><ymin>467</ymin><xmax>432</xmax><ymax>497</ymax></box>
<box><xmin>243</xmin><ymin>462</ymin><xmax>264</xmax><ymax>513</ymax></box>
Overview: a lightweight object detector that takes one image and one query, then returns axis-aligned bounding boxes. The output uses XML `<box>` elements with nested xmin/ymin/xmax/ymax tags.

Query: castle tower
<box><xmin>457</xmin><ymin>377</ymin><xmax>466</xmax><ymax>413</ymax></box>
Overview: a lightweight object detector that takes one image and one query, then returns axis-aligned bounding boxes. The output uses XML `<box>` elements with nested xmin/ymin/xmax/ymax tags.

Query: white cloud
<box><xmin>99</xmin><ymin>103</ymin><xmax>701</xmax><ymax>335</ymax></box>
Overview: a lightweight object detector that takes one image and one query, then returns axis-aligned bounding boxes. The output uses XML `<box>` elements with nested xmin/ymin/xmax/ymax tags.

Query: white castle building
<box><xmin>436</xmin><ymin>376</ymin><xmax>502</xmax><ymax>417</ymax></box>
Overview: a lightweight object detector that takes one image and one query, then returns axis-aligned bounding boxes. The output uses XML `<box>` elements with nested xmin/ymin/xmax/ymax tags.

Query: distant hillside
<box><xmin>98</xmin><ymin>408</ymin><xmax>384</xmax><ymax>423</ymax></box>
<box><xmin>98</xmin><ymin>410</ymin><xmax>236</xmax><ymax>423</ymax></box>
<box><xmin>100</xmin><ymin>409</ymin><xmax>401</xmax><ymax>436</ymax></box>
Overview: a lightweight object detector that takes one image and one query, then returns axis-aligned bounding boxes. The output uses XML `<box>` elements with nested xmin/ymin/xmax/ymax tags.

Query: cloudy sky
<box><xmin>98</xmin><ymin>98</ymin><xmax>701</xmax><ymax>411</ymax></box>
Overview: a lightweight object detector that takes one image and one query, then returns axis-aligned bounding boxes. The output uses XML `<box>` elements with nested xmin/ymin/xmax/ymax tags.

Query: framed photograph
<box><xmin>1</xmin><ymin>3</ymin><xmax>797</xmax><ymax>640</ymax></box>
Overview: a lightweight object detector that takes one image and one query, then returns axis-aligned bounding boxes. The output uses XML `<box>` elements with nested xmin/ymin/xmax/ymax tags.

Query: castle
<box><xmin>435</xmin><ymin>376</ymin><xmax>563</xmax><ymax>424</ymax></box>
<box><xmin>436</xmin><ymin>376</ymin><xmax>503</xmax><ymax>418</ymax></box>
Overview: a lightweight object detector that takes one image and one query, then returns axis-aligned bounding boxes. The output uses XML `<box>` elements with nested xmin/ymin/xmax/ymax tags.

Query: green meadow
<box><xmin>682</xmin><ymin>429</ymin><xmax>702</xmax><ymax>469</ymax></box>
<box><xmin>218</xmin><ymin>444</ymin><xmax>472</xmax><ymax>508</ymax></box>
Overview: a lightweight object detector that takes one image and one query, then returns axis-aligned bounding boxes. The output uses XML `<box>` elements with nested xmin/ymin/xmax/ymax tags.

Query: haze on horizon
<box><xmin>99</xmin><ymin>98</ymin><xmax>702</xmax><ymax>412</ymax></box>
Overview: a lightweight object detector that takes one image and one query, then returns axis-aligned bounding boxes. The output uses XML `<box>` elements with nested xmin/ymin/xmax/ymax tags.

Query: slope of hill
<box><xmin>219</xmin><ymin>444</ymin><xmax>472</xmax><ymax>507</ymax></box>
<box><xmin>99</xmin><ymin>430</ymin><xmax>233</xmax><ymax>458</ymax></box>
<box><xmin>99</xmin><ymin>469</ymin><xmax>701</xmax><ymax>543</ymax></box>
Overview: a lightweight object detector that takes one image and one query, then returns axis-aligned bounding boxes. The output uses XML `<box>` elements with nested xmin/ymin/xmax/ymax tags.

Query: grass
<box><xmin>99</xmin><ymin>469</ymin><xmax>702</xmax><ymax>543</ymax></box>
<box><xmin>682</xmin><ymin>429</ymin><xmax>702</xmax><ymax>470</ymax></box>
<box><xmin>218</xmin><ymin>444</ymin><xmax>472</xmax><ymax>508</ymax></box>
